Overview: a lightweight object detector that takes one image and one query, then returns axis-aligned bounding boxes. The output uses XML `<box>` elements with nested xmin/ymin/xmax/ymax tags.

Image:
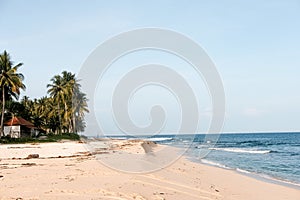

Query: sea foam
<box><xmin>209</xmin><ymin>148</ymin><xmax>271</xmax><ymax>154</ymax></box>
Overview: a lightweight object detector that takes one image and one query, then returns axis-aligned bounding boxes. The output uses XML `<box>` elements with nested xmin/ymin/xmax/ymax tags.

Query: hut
<box><xmin>3</xmin><ymin>117</ymin><xmax>37</xmax><ymax>138</ymax></box>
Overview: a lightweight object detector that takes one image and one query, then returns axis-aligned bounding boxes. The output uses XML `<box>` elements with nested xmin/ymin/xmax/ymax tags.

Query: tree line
<box><xmin>0</xmin><ymin>50</ymin><xmax>89</xmax><ymax>136</ymax></box>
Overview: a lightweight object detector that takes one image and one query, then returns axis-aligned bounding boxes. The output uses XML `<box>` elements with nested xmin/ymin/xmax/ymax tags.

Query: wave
<box><xmin>200</xmin><ymin>159</ymin><xmax>232</xmax><ymax>169</ymax></box>
<box><xmin>201</xmin><ymin>160</ymin><xmax>252</xmax><ymax>174</ymax></box>
<box><xmin>209</xmin><ymin>148</ymin><xmax>271</xmax><ymax>154</ymax></box>
<box><xmin>112</xmin><ymin>137</ymin><xmax>128</xmax><ymax>140</ymax></box>
<box><xmin>258</xmin><ymin>173</ymin><xmax>300</xmax><ymax>188</ymax></box>
<box><xmin>200</xmin><ymin>159</ymin><xmax>300</xmax><ymax>188</ymax></box>
<box><xmin>236</xmin><ymin>168</ymin><xmax>251</xmax><ymax>174</ymax></box>
<box><xmin>146</xmin><ymin>137</ymin><xmax>173</xmax><ymax>142</ymax></box>
<box><xmin>237</xmin><ymin>140</ymin><xmax>267</xmax><ymax>147</ymax></box>
<box><xmin>196</xmin><ymin>144</ymin><xmax>210</xmax><ymax>149</ymax></box>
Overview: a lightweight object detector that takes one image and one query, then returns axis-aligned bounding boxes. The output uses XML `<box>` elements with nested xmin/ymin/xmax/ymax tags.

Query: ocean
<box><xmin>113</xmin><ymin>132</ymin><xmax>300</xmax><ymax>187</ymax></box>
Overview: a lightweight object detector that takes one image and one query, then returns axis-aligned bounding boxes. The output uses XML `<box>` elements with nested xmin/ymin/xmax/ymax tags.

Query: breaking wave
<box><xmin>209</xmin><ymin>148</ymin><xmax>271</xmax><ymax>154</ymax></box>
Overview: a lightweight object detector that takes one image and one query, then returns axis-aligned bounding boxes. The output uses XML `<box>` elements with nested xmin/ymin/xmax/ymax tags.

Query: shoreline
<box><xmin>196</xmin><ymin>157</ymin><xmax>300</xmax><ymax>190</ymax></box>
<box><xmin>0</xmin><ymin>139</ymin><xmax>299</xmax><ymax>200</ymax></box>
<box><xmin>105</xmin><ymin>137</ymin><xmax>300</xmax><ymax>190</ymax></box>
<box><xmin>91</xmin><ymin>138</ymin><xmax>300</xmax><ymax>191</ymax></box>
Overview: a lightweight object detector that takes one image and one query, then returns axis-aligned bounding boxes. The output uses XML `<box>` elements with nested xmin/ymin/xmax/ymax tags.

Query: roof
<box><xmin>4</xmin><ymin>117</ymin><xmax>35</xmax><ymax>128</ymax></box>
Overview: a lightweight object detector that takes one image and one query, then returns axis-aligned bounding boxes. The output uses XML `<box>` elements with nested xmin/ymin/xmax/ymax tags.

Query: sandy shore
<box><xmin>0</xmin><ymin>140</ymin><xmax>299</xmax><ymax>200</ymax></box>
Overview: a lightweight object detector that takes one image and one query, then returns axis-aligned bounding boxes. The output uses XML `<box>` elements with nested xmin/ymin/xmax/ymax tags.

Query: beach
<box><xmin>0</xmin><ymin>140</ymin><xmax>299</xmax><ymax>200</ymax></box>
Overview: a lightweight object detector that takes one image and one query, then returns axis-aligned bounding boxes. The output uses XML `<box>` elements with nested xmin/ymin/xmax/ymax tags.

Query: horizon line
<box><xmin>84</xmin><ymin>131</ymin><xmax>300</xmax><ymax>137</ymax></box>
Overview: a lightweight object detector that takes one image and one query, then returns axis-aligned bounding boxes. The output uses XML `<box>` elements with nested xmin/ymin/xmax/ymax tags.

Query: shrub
<box><xmin>0</xmin><ymin>132</ymin><xmax>80</xmax><ymax>144</ymax></box>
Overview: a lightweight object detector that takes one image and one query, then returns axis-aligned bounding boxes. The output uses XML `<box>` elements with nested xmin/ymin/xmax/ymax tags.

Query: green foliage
<box><xmin>46</xmin><ymin>71</ymin><xmax>89</xmax><ymax>134</ymax></box>
<box><xmin>44</xmin><ymin>132</ymin><xmax>80</xmax><ymax>140</ymax></box>
<box><xmin>0</xmin><ymin>133</ymin><xmax>81</xmax><ymax>144</ymax></box>
<box><xmin>0</xmin><ymin>51</ymin><xmax>89</xmax><ymax>137</ymax></box>
<box><xmin>0</xmin><ymin>50</ymin><xmax>26</xmax><ymax>136</ymax></box>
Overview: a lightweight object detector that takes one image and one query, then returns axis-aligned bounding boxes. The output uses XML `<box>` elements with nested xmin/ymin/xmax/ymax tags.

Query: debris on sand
<box><xmin>26</xmin><ymin>154</ymin><xmax>39</xmax><ymax>159</ymax></box>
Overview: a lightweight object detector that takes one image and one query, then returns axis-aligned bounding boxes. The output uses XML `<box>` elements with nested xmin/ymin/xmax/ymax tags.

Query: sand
<box><xmin>0</xmin><ymin>140</ymin><xmax>299</xmax><ymax>200</ymax></box>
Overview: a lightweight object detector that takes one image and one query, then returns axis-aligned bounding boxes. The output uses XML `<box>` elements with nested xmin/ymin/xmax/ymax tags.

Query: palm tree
<box><xmin>43</xmin><ymin>97</ymin><xmax>60</xmax><ymax>133</ymax></box>
<box><xmin>47</xmin><ymin>71</ymin><xmax>88</xmax><ymax>134</ymax></box>
<box><xmin>30</xmin><ymin>96</ymin><xmax>48</xmax><ymax>129</ymax></box>
<box><xmin>21</xmin><ymin>96</ymin><xmax>32</xmax><ymax>110</ymax></box>
<box><xmin>72</xmin><ymin>91</ymin><xmax>89</xmax><ymax>133</ymax></box>
<box><xmin>19</xmin><ymin>96</ymin><xmax>33</xmax><ymax>120</ymax></box>
<box><xmin>0</xmin><ymin>51</ymin><xmax>26</xmax><ymax>136</ymax></box>
<box><xmin>61</xmin><ymin>71</ymin><xmax>76</xmax><ymax>132</ymax></box>
<box><xmin>47</xmin><ymin>75</ymin><xmax>66</xmax><ymax>134</ymax></box>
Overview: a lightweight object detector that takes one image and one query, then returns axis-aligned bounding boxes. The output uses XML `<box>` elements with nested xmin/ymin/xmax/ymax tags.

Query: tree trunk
<box><xmin>0</xmin><ymin>86</ymin><xmax>5</xmax><ymax>137</ymax></box>
<box><xmin>72</xmin><ymin>114</ymin><xmax>76</xmax><ymax>133</ymax></box>
<box><xmin>68</xmin><ymin>118</ymin><xmax>71</xmax><ymax>133</ymax></box>
<box><xmin>57</xmin><ymin>104</ymin><xmax>62</xmax><ymax>135</ymax></box>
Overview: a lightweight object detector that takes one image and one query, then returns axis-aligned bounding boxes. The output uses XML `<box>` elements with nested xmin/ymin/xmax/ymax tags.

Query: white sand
<box><xmin>0</xmin><ymin>140</ymin><xmax>299</xmax><ymax>200</ymax></box>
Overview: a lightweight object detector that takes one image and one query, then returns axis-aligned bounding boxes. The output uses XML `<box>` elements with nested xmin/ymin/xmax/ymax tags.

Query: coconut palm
<box><xmin>31</xmin><ymin>97</ymin><xmax>48</xmax><ymax>129</ymax></box>
<box><xmin>61</xmin><ymin>71</ymin><xmax>76</xmax><ymax>132</ymax></box>
<box><xmin>47</xmin><ymin>75</ymin><xmax>67</xmax><ymax>134</ymax></box>
<box><xmin>19</xmin><ymin>96</ymin><xmax>33</xmax><ymax>120</ymax></box>
<box><xmin>0</xmin><ymin>51</ymin><xmax>26</xmax><ymax>136</ymax></box>
<box><xmin>72</xmin><ymin>91</ymin><xmax>89</xmax><ymax>133</ymax></box>
<box><xmin>47</xmin><ymin>71</ymin><xmax>88</xmax><ymax>134</ymax></box>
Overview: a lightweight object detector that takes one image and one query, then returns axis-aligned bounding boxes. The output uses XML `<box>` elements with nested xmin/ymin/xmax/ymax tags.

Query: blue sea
<box><xmin>113</xmin><ymin>132</ymin><xmax>300</xmax><ymax>187</ymax></box>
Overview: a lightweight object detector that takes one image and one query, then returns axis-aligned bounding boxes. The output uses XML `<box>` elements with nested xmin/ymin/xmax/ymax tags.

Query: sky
<box><xmin>0</xmin><ymin>0</ymin><xmax>300</xmax><ymax>134</ymax></box>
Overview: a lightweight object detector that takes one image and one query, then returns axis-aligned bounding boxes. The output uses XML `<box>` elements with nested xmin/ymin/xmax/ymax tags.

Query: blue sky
<box><xmin>1</xmin><ymin>0</ymin><xmax>300</xmax><ymax>133</ymax></box>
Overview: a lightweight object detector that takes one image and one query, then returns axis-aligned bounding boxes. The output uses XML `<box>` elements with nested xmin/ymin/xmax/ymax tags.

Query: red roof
<box><xmin>4</xmin><ymin>117</ymin><xmax>34</xmax><ymax>128</ymax></box>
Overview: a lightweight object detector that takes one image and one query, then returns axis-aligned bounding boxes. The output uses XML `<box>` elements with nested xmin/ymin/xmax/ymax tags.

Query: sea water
<box><xmin>143</xmin><ymin>132</ymin><xmax>300</xmax><ymax>186</ymax></box>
